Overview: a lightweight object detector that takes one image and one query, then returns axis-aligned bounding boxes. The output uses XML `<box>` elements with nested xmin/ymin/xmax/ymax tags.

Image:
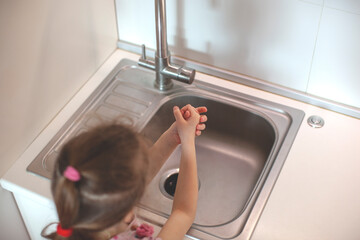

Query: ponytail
<box><xmin>53</xmin><ymin>170</ymin><xmax>80</xmax><ymax>227</ymax></box>
<box><xmin>41</xmin><ymin>148</ymin><xmax>81</xmax><ymax>239</ymax></box>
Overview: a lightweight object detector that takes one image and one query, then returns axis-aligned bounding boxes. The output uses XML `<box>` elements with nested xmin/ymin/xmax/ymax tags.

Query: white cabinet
<box><xmin>0</xmin><ymin>187</ymin><xmax>30</xmax><ymax>239</ymax></box>
<box><xmin>14</xmin><ymin>193</ymin><xmax>58</xmax><ymax>240</ymax></box>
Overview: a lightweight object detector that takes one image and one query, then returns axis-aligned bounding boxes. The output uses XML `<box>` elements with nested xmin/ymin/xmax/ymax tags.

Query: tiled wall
<box><xmin>115</xmin><ymin>0</ymin><xmax>360</xmax><ymax>109</ymax></box>
<box><xmin>307</xmin><ymin>1</ymin><xmax>360</xmax><ymax>108</ymax></box>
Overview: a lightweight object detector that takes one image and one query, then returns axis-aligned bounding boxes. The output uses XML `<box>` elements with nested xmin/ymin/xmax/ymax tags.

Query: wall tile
<box><xmin>325</xmin><ymin>0</ymin><xmax>360</xmax><ymax>14</ymax></box>
<box><xmin>300</xmin><ymin>0</ymin><xmax>324</xmax><ymax>6</ymax></box>
<box><xmin>116</xmin><ymin>0</ymin><xmax>322</xmax><ymax>92</ymax></box>
<box><xmin>115</xmin><ymin>0</ymin><xmax>156</xmax><ymax>49</ymax></box>
<box><xmin>198</xmin><ymin>0</ymin><xmax>322</xmax><ymax>91</ymax></box>
<box><xmin>307</xmin><ymin>8</ymin><xmax>360</xmax><ymax>108</ymax></box>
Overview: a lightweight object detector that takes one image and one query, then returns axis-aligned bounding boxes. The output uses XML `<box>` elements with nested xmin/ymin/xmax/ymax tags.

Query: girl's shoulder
<box><xmin>110</xmin><ymin>223</ymin><xmax>161</xmax><ymax>240</ymax></box>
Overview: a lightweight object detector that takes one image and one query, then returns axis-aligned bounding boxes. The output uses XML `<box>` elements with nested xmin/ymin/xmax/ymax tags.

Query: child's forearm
<box><xmin>156</xmin><ymin>105</ymin><xmax>202</xmax><ymax>240</ymax></box>
<box><xmin>172</xmin><ymin>139</ymin><xmax>198</xmax><ymax>220</ymax></box>
<box><xmin>147</xmin><ymin>125</ymin><xmax>179</xmax><ymax>182</ymax></box>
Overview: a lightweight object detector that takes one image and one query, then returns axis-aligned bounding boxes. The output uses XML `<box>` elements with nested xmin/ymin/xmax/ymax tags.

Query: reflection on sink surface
<box><xmin>27</xmin><ymin>59</ymin><xmax>304</xmax><ymax>240</ymax></box>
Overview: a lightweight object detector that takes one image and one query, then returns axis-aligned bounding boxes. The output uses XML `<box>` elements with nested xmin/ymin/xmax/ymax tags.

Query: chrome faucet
<box><xmin>138</xmin><ymin>0</ymin><xmax>195</xmax><ymax>91</ymax></box>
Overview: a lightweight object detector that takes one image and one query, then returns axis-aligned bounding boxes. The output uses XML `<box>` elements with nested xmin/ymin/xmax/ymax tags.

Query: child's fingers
<box><xmin>195</xmin><ymin>130</ymin><xmax>202</xmax><ymax>136</ymax></box>
<box><xmin>181</xmin><ymin>104</ymin><xmax>196</xmax><ymax>116</ymax></box>
<box><xmin>196</xmin><ymin>124</ymin><xmax>206</xmax><ymax>131</ymax></box>
<box><xmin>196</xmin><ymin>106</ymin><xmax>207</xmax><ymax>114</ymax></box>
<box><xmin>187</xmin><ymin>105</ymin><xmax>201</xmax><ymax>121</ymax></box>
<box><xmin>173</xmin><ymin>106</ymin><xmax>185</xmax><ymax>122</ymax></box>
<box><xmin>180</xmin><ymin>106</ymin><xmax>207</xmax><ymax>117</ymax></box>
<box><xmin>180</xmin><ymin>104</ymin><xmax>191</xmax><ymax>113</ymax></box>
<box><xmin>183</xmin><ymin>110</ymin><xmax>191</xmax><ymax>119</ymax></box>
<box><xmin>200</xmin><ymin>115</ymin><xmax>207</xmax><ymax>123</ymax></box>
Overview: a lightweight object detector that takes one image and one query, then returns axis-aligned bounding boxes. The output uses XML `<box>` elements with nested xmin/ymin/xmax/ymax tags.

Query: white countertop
<box><xmin>2</xmin><ymin>49</ymin><xmax>360</xmax><ymax>240</ymax></box>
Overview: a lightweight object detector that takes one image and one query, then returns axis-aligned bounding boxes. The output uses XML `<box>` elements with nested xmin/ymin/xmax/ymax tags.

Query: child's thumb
<box><xmin>173</xmin><ymin>106</ymin><xmax>184</xmax><ymax>122</ymax></box>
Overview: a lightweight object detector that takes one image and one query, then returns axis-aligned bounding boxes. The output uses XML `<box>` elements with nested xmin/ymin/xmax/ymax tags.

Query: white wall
<box><xmin>115</xmin><ymin>0</ymin><xmax>360</xmax><ymax>110</ymax></box>
<box><xmin>0</xmin><ymin>0</ymin><xmax>118</xmax><ymax>177</ymax></box>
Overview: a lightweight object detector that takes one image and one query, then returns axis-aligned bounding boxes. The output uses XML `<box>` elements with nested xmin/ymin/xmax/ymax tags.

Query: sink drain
<box><xmin>164</xmin><ymin>172</ymin><xmax>178</xmax><ymax>197</ymax></box>
<box><xmin>159</xmin><ymin>169</ymin><xmax>200</xmax><ymax>199</ymax></box>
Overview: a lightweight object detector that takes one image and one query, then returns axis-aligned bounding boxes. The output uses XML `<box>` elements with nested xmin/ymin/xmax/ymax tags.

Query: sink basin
<box><xmin>139</xmin><ymin>91</ymin><xmax>301</xmax><ymax>239</ymax></box>
<box><xmin>141</xmin><ymin>95</ymin><xmax>275</xmax><ymax>228</ymax></box>
<box><xmin>27</xmin><ymin>59</ymin><xmax>304</xmax><ymax>239</ymax></box>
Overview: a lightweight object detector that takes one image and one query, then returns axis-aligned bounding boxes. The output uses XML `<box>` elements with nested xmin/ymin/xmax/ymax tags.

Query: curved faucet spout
<box><xmin>138</xmin><ymin>0</ymin><xmax>196</xmax><ymax>91</ymax></box>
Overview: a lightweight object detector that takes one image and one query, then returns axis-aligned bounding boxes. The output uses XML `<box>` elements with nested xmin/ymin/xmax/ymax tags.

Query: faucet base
<box><xmin>154</xmin><ymin>78</ymin><xmax>173</xmax><ymax>91</ymax></box>
<box><xmin>155</xmin><ymin>56</ymin><xmax>173</xmax><ymax>91</ymax></box>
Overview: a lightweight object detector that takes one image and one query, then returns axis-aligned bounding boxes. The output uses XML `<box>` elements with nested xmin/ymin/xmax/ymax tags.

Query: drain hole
<box><xmin>160</xmin><ymin>168</ymin><xmax>201</xmax><ymax>199</ymax></box>
<box><xmin>164</xmin><ymin>173</ymin><xmax>178</xmax><ymax>197</ymax></box>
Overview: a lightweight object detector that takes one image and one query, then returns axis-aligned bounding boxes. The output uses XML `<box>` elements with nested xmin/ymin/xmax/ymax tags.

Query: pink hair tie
<box><xmin>64</xmin><ymin>166</ymin><xmax>81</xmax><ymax>182</ymax></box>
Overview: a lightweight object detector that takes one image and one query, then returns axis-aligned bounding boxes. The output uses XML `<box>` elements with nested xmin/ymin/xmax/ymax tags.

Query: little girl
<box><xmin>41</xmin><ymin>104</ymin><xmax>207</xmax><ymax>240</ymax></box>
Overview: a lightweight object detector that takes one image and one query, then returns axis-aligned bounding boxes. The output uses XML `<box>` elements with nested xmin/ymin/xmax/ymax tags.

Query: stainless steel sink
<box><xmin>27</xmin><ymin>59</ymin><xmax>304</xmax><ymax>239</ymax></box>
<box><xmin>139</xmin><ymin>91</ymin><xmax>302</xmax><ymax>239</ymax></box>
<box><xmin>141</xmin><ymin>95</ymin><xmax>275</xmax><ymax>224</ymax></box>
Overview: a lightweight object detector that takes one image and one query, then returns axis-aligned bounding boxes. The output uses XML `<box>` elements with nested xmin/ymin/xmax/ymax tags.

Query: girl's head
<box><xmin>42</xmin><ymin>123</ymin><xmax>149</xmax><ymax>240</ymax></box>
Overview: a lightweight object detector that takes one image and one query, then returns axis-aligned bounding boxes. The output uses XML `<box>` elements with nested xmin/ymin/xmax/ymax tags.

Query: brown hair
<box><xmin>42</xmin><ymin>123</ymin><xmax>149</xmax><ymax>240</ymax></box>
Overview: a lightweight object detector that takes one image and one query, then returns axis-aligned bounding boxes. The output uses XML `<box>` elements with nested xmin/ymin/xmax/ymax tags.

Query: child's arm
<box><xmin>146</xmin><ymin>125</ymin><xmax>179</xmax><ymax>182</ymax></box>
<box><xmin>157</xmin><ymin>105</ymin><xmax>200</xmax><ymax>240</ymax></box>
<box><xmin>146</xmin><ymin>106</ymin><xmax>207</xmax><ymax>182</ymax></box>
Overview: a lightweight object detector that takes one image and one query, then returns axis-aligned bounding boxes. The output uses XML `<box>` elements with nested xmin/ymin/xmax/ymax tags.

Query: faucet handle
<box><xmin>141</xmin><ymin>44</ymin><xmax>147</xmax><ymax>60</ymax></box>
<box><xmin>138</xmin><ymin>44</ymin><xmax>155</xmax><ymax>70</ymax></box>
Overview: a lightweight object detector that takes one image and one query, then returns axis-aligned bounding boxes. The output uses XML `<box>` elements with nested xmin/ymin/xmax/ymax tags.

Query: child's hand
<box><xmin>180</xmin><ymin>106</ymin><xmax>207</xmax><ymax>136</ymax></box>
<box><xmin>167</xmin><ymin>105</ymin><xmax>207</xmax><ymax>144</ymax></box>
<box><xmin>173</xmin><ymin>104</ymin><xmax>201</xmax><ymax>143</ymax></box>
